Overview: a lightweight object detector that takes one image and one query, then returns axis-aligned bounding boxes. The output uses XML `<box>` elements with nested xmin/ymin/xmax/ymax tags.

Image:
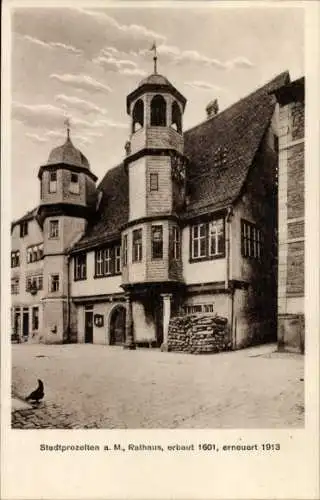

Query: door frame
<box><xmin>84</xmin><ymin>310</ymin><xmax>94</xmax><ymax>343</ymax></box>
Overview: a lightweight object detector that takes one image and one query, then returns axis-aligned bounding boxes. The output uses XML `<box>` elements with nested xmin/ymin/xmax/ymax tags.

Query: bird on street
<box><xmin>25</xmin><ymin>379</ymin><xmax>44</xmax><ymax>404</ymax></box>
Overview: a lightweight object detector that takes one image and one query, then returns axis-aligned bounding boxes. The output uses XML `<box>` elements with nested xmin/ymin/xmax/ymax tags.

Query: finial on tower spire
<box><xmin>150</xmin><ymin>41</ymin><xmax>157</xmax><ymax>74</ymax></box>
<box><xmin>64</xmin><ymin>117</ymin><xmax>71</xmax><ymax>141</ymax></box>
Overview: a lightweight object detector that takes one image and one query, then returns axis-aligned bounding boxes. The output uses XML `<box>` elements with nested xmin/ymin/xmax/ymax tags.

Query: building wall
<box><xmin>11</xmin><ymin>218</ymin><xmax>44</xmax><ymax>340</ymax></box>
<box><xmin>278</xmin><ymin>98</ymin><xmax>304</xmax><ymax>317</ymax></box>
<box><xmin>182</xmin><ymin>226</ymin><xmax>226</xmax><ymax>284</ymax></box>
<box><xmin>146</xmin><ymin>156</ymin><xmax>172</xmax><ymax>216</ymax></box>
<box><xmin>75</xmin><ymin>301</ymin><xmax>126</xmax><ymax>345</ymax></box>
<box><xmin>128</xmin><ymin>157</ymin><xmax>146</xmax><ymax>221</ymax></box>
<box><xmin>71</xmin><ymin>251</ymin><xmax>123</xmax><ymax>297</ymax></box>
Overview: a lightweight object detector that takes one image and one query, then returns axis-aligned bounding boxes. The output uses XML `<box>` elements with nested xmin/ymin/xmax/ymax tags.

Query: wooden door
<box><xmin>85</xmin><ymin>311</ymin><xmax>93</xmax><ymax>343</ymax></box>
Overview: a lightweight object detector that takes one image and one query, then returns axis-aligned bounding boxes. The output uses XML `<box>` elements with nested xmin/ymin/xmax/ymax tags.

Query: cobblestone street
<box><xmin>11</xmin><ymin>343</ymin><xmax>304</xmax><ymax>429</ymax></box>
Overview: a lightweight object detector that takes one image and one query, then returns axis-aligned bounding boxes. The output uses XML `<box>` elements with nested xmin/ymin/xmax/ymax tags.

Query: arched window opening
<box><xmin>171</xmin><ymin>101</ymin><xmax>182</xmax><ymax>133</ymax></box>
<box><xmin>150</xmin><ymin>95</ymin><xmax>166</xmax><ymax>127</ymax></box>
<box><xmin>132</xmin><ymin>99</ymin><xmax>144</xmax><ymax>133</ymax></box>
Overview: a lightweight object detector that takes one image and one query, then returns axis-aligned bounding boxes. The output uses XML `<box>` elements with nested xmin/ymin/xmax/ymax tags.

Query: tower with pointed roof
<box><xmin>121</xmin><ymin>51</ymin><xmax>188</xmax><ymax>349</ymax></box>
<box><xmin>37</xmin><ymin>125</ymin><xmax>98</xmax><ymax>343</ymax></box>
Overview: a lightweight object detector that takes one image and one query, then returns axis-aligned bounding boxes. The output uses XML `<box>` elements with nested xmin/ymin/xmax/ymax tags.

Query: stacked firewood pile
<box><xmin>168</xmin><ymin>314</ymin><xmax>231</xmax><ymax>354</ymax></box>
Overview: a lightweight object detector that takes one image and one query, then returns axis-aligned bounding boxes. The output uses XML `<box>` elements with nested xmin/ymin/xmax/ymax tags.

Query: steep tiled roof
<box><xmin>183</xmin><ymin>71</ymin><xmax>290</xmax><ymax>217</ymax></box>
<box><xmin>19</xmin><ymin>72</ymin><xmax>288</xmax><ymax>252</ymax></box>
<box><xmin>71</xmin><ymin>163</ymin><xmax>128</xmax><ymax>252</ymax></box>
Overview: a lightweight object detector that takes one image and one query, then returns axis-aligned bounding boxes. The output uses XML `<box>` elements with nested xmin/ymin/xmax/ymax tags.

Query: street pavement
<box><xmin>11</xmin><ymin>343</ymin><xmax>304</xmax><ymax>429</ymax></box>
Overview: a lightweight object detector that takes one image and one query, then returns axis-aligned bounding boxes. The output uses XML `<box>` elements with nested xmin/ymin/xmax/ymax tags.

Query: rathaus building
<box><xmin>11</xmin><ymin>64</ymin><xmax>300</xmax><ymax>350</ymax></box>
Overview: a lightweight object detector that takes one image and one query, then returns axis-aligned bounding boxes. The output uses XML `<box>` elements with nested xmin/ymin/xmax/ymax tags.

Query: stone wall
<box><xmin>168</xmin><ymin>314</ymin><xmax>231</xmax><ymax>354</ymax></box>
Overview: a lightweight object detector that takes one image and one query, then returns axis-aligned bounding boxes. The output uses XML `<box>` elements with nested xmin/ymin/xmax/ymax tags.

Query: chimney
<box><xmin>206</xmin><ymin>99</ymin><xmax>219</xmax><ymax>119</ymax></box>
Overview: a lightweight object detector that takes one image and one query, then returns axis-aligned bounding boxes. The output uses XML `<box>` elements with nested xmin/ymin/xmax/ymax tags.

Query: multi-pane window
<box><xmin>49</xmin><ymin>220</ymin><xmax>59</xmax><ymax>239</ymax></box>
<box><xmin>191</xmin><ymin>223</ymin><xmax>207</xmax><ymax>259</ymax></box>
<box><xmin>122</xmin><ymin>235</ymin><xmax>128</xmax><ymax>267</ymax></box>
<box><xmin>49</xmin><ymin>171</ymin><xmax>57</xmax><ymax>192</ymax></box>
<box><xmin>209</xmin><ymin>220</ymin><xmax>224</xmax><ymax>256</ymax></box>
<box><xmin>50</xmin><ymin>274</ymin><xmax>60</xmax><ymax>292</ymax></box>
<box><xmin>26</xmin><ymin>275</ymin><xmax>43</xmax><ymax>292</ymax></box>
<box><xmin>11</xmin><ymin>251</ymin><xmax>20</xmax><ymax>268</ymax></box>
<box><xmin>132</xmin><ymin>229</ymin><xmax>142</xmax><ymax>262</ymax></box>
<box><xmin>241</xmin><ymin>220</ymin><xmax>262</xmax><ymax>259</ymax></box>
<box><xmin>27</xmin><ymin>243</ymin><xmax>43</xmax><ymax>263</ymax></box>
<box><xmin>150</xmin><ymin>173</ymin><xmax>159</xmax><ymax>191</ymax></box>
<box><xmin>11</xmin><ymin>278</ymin><xmax>19</xmax><ymax>295</ymax></box>
<box><xmin>74</xmin><ymin>253</ymin><xmax>87</xmax><ymax>281</ymax></box>
<box><xmin>115</xmin><ymin>246</ymin><xmax>121</xmax><ymax>274</ymax></box>
<box><xmin>49</xmin><ymin>171</ymin><xmax>57</xmax><ymax>193</ymax></box>
<box><xmin>182</xmin><ymin>303</ymin><xmax>214</xmax><ymax>314</ymax></box>
<box><xmin>190</xmin><ymin>219</ymin><xmax>225</xmax><ymax>260</ymax></box>
<box><xmin>69</xmin><ymin>173</ymin><xmax>80</xmax><ymax>194</ymax></box>
<box><xmin>95</xmin><ymin>245</ymin><xmax>121</xmax><ymax>277</ymax></box>
<box><xmin>151</xmin><ymin>225</ymin><xmax>163</xmax><ymax>259</ymax></box>
<box><xmin>32</xmin><ymin>307</ymin><xmax>39</xmax><ymax>330</ymax></box>
<box><xmin>171</xmin><ymin>226</ymin><xmax>181</xmax><ymax>260</ymax></box>
<box><xmin>20</xmin><ymin>221</ymin><xmax>28</xmax><ymax>238</ymax></box>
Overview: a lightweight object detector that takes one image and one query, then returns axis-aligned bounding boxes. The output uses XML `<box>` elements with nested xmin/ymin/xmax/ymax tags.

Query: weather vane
<box><xmin>150</xmin><ymin>41</ymin><xmax>157</xmax><ymax>74</ymax></box>
<box><xmin>64</xmin><ymin>117</ymin><xmax>71</xmax><ymax>140</ymax></box>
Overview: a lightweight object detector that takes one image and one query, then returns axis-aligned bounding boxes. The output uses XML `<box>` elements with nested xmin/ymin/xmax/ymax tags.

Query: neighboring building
<box><xmin>11</xmin><ymin>68</ymin><xmax>291</xmax><ymax>349</ymax></box>
<box><xmin>274</xmin><ymin>77</ymin><xmax>305</xmax><ymax>353</ymax></box>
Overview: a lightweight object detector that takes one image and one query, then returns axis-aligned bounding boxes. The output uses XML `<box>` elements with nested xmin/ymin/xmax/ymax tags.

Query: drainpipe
<box><xmin>225</xmin><ymin>206</ymin><xmax>234</xmax><ymax>348</ymax></box>
<box><xmin>66</xmin><ymin>254</ymin><xmax>71</xmax><ymax>343</ymax></box>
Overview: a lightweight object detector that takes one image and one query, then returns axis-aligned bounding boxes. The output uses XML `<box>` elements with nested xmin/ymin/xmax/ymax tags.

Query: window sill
<box><xmin>189</xmin><ymin>253</ymin><xmax>225</xmax><ymax>263</ymax></box>
<box><xmin>74</xmin><ymin>277</ymin><xmax>87</xmax><ymax>282</ymax></box>
<box><xmin>93</xmin><ymin>272</ymin><xmax>122</xmax><ymax>279</ymax></box>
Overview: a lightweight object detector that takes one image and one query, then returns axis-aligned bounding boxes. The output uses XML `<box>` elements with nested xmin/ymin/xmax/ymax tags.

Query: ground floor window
<box><xmin>182</xmin><ymin>303</ymin><xmax>215</xmax><ymax>314</ymax></box>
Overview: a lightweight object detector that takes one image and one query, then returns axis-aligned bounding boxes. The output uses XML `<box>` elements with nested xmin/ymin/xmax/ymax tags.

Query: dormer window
<box><xmin>150</xmin><ymin>95</ymin><xmax>166</xmax><ymax>127</ymax></box>
<box><xmin>171</xmin><ymin>101</ymin><xmax>182</xmax><ymax>133</ymax></box>
<box><xmin>132</xmin><ymin>99</ymin><xmax>144</xmax><ymax>133</ymax></box>
<box><xmin>20</xmin><ymin>221</ymin><xmax>28</xmax><ymax>238</ymax></box>
<box><xmin>69</xmin><ymin>173</ymin><xmax>80</xmax><ymax>194</ymax></box>
<box><xmin>49</xmin><ymin>172</ymin><xmax>57</xmax><ymax>193</ymax></box>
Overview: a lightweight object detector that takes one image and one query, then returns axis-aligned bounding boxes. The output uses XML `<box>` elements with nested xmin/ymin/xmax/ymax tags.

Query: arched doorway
<box><xmin>109</xmin><ymin>306</ymin><xmax>126</xmax><ymax>345</ymax></box>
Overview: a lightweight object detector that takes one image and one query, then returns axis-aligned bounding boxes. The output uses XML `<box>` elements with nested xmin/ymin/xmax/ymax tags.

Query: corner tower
<box><xmin>122</xmin><ymin>55</ymin><xmax>188</xmax><ymax>349</ymax></box>
<box><xmin>37</xmin><ymin>126</ymin><xmax>98</xmax><ymax>343</ymax></box>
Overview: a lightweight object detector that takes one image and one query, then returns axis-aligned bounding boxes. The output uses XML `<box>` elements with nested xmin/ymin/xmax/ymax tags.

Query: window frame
<box><xmin>151</xmin><ymin>225</ymin><xmax>163</xmax><ymax>260</ymax></box>
<box><xmin>49</xmin><ymin>171</ymin><xmax>57</xmax><ymax>193</ymax></box>
<box><xmin>49</xmin><ymin>220</ymin><xmax>59</xmax><ymax>239</ymax></box>
<box><xmin>171</xmin><ymin>226</ymin><xmax>181</xmax><ymax>260</ymax></box>
<box><xmin>20</xmin><ymin>221</ymin><xmax>28</xmax><ymax>238</ymax></box>
<box><xmin>11</xmin><ymin>278</ymin><xmax>19</xmax><ymax>295</ymax></box>
<box><xmin>32</xmin><ymin>306</ymin><xmax>39</xmax><ymax>330</ymax></box>
<box><xmin>115</xmin><ymin>245</ymin><xmax>121</xmax><ymax>274</ymax></box>
<box><xmin>49</xmin><ymin>274</ymin><xmax>60</xmax><ymax>293</ymax></box>
<box><xmin>74</xmin><ymin>253</ymin><xmax>87</xmax><ymax>281</ymax></box>
<box><xmin>11</xmin><ymin>250</ymin><xmax>20</xmax><ymax>268</ymax></box>
<box><xmin>94</xmin><ymin>245</ymin><xmax>121</xmax><ymax>278</ymax></box>
<box><xmin>150</xmin><ymin>172</ymin><xmax>159</xmax><ymax>192</ymax></box>
<box><xmin>190</xmin><ymin>218</ymin><xmax>226</xmax><ymax>262</ymax></box>
<box><xmin>241</xmin><ymin>219</ymin><xmax>262</xmax><ymax>260</ymax></box>
<box><xmin>69</xmin><ymin>173</ymin><xmax>80</xmax><ymax>194</ymax></box>
<box><xmin>122</xmin><ymin>235</ymin><xmax>128</xmax><ymax>267</ymax></box>
<box><xmin>132</xmin><ymin>229</ymin><xmax>143</xmax><ymax>263</ymax></box>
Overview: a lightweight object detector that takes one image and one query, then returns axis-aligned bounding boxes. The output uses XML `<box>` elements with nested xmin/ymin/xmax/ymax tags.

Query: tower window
<box><xmin>49</xmin><ymin>220</ymin><xmax>59</xmax><ymax>239</ymax></box>
<box><xmin>50</xmin><ymin>274</ymin><xmax>60</xmax><ymax>293</ymax></box>
<box><xmin>171</xmin><ymin>101</ymin><xmax>182</xmax><ymax>133</ymax></box>
<box><xmin>69</xmin><ymin>173</ymin><xmax>80</xmax><ymax>194</ymax></box>
<box><xmin>49</xmin><ymin>172</ymin><xmax>57</xmax><ymax>193</ymax></box>
<box><xmin>171</xmin><ymin>226</ymin><xmax>181</xmax><ymax>260</ymax></box>
<box><xmin>150</xmin><ymin>95</ymin><xmax>166</xmax><ymax>127</ymax></box>
<box><xmin>132</xmin><ymin>229</ymin><xmax>143</xmax><ymax>262</ymax></box>
<box><xmin>132</xmin><ymin>99</ymin><xmax>144</xmax><ymax>133</ymax></box>
<box><xmin>122</xmin><ymin>235</ymin><xmax>128</xmax><ymax>267</ymax></box>
<box><xmin>150</xmin><ymin>173</ymin><xmax>159</xmax><ymax>191</ymax></box>
<box><xmin>151</xmin><ymin>225</ymin><xmax>163</xmax><ymax>259</ymax></box>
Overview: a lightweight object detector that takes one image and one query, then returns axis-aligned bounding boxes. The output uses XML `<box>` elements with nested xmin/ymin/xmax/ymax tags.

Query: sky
<box><xmin>10</xmin><ymin>4</ymin><xmax>304</xmax><ymax>220</ymax></box>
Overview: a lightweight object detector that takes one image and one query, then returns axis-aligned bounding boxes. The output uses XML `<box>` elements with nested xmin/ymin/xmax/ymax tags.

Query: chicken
<box><xmin>25</xmin><ymin>379</ymin><xmax>44</xmax><ymax>404</ymax></box>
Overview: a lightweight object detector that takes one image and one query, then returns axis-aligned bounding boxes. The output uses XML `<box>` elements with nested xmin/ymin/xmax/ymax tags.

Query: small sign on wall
<box><xmin>94</xmin><ymin>314</ymin><xmax>104</xmax><ymax>327</ymax></box>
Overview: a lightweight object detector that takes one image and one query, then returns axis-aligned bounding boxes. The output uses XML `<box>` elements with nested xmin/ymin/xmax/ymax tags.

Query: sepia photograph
<box><xmin>1</xmin><ymin>1</ymin><xmax>319</xmax><ymax>499</ymax></box>
<box><xmin>9</xmin><ymin>4</ymin><xmax>305</xmax><ymax>429</ymax></box>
